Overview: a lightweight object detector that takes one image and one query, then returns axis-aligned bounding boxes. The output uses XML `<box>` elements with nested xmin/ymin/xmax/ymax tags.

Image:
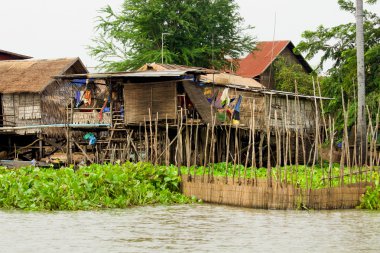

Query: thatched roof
<box><xmin>139</xmin><ymin>63</ymin><xmax>264</xmax><ymax>89</ymax></box>
<box><xmin>0</xmin><ymin>58</ymin><xmax>87</xmax><ymax>94</ymax></box>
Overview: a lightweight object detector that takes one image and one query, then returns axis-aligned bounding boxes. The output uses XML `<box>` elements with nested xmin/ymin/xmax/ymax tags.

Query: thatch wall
<box><xmin>41</xmin><ymin>80</ymin><xmax>71</xmax><ymax>137</ymax></box>
<box><xmin>124</xmin><ymin>81</ymin><xmax>177</xmax><ymax>124</ymax></box>
<box><xmin>182</xmin><ymin>176</ymin><xmax>370</xmax><ymax>210</ymax></box>
<box><xmin>1</xmin><ymin>93</ymin><xmax>42</xmax><ymax>135</ymax></box>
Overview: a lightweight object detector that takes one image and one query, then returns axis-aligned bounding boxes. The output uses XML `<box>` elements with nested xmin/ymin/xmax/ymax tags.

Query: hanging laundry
<box><xmin>71</xmin><ymin>78</ymin><xmax>94</xmax><ymax>86</ymax></box>
<box><xmin>120</xmin><ymin>105</ymin><xmax>124</xmax><ymax>118</ymax></box>
<box><xmin>75</xmin><ymin>91</ymin><xmax>84</xmax><ymax>107</ymax></box>
<box><xmin>83</xmin><ymin>90</ymin><xmax>92</xmax><ymax>106</ymax></box>
<box><xmin>220</xmin><ymin>88</ymin><xmax>230</xmax><ymax>107</ymax></box>
<box><xmin>212</xmin><ymin>90</ymin><xmax>223</xmax><ymax>109</ymax></box>
<box><xmin>99</xmin><ymin>98</ymin><xmax>108</xmax><ymax>121</ymax></box>
<box><xmin>233</xmin><ymin>95</ymin><xmax>243</xmax><ymax>121</ymax></box>
<box><xmin>83</xmin><ymin>132</ymin><xmax>97</xmax><ymax>145</ymax></box>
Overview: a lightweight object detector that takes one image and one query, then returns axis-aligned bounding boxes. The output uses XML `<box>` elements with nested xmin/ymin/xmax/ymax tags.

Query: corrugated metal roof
<box><xmin>138</xmin><ymin>63</ymin><xmax>217</xmax><ymax>74</ymax></box>
<box><xmin>140</xmin><ymin>63</ymin><xmax>264</xmax><ymax>89</ymax></box>
<box><xmin>236</xmin><ymin>41</ymin><xmax>290</xmax><ymax>78</ymax></box>
<box><xmin>225</xmin><ymin>84</ymin><xmax>332</xmax><ymax>100</ymax></box>
<box><xmin>235</xmin><ymin>41</ymin><xmax>313</xmax><ymax>79</ymax></box>
<box><xmin>56</xmin><ymin>70</ymin><xmax>193</xmax><ymax>79</ymax></box>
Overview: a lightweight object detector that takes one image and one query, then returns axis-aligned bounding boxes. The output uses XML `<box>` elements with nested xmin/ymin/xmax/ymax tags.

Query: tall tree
<box><xmin>273</xmin><ymin>56</ymin><xmax>315</xmax><ymax>95</ymax></box>
<box><xmin>355</xmin><ymin>0</ymin><xmax>366</xmax><ymax>164</ymax></box>
<box><xmin>89</xmin><ymin>0</ymin><xmax>255</xmax><ymax>71</ymax></box>
<box><xmin>296</xmin><ymin>0</ymin><xmax>379</xmax><ymax>132</ymax></box>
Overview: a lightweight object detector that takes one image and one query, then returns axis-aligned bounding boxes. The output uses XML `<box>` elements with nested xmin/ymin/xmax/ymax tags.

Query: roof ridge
<box><xmin>0</xmin><ymin>49</ymin><xmax>31</xmax><ymax>59</ymax></box>
<box><xmin>0</xmin><ymin>57</ymin><xmax>80</xmax><ymax>63</ymax></box>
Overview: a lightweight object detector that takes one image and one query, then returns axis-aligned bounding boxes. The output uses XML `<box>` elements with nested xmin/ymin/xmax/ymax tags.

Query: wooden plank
<box><xmin>182</xmin><ymin>81</ymin><xmax>215</xmax><ymax>125</ymax></box>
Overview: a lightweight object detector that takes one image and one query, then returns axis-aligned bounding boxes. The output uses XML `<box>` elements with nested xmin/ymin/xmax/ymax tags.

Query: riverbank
<box><xmin>0</xmin><ymin>163</ymin><xmax>192</xmax><ymax>210</ymax></box>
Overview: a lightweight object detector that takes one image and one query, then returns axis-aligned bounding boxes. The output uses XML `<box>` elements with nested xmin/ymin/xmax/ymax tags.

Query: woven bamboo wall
<box><xmin>124</xmin><ymin>81</ymin><xmax>177</xmax><ymax>124</ymax></box>
<box><xmin>181</xmin><ymin>176</ymin><xmax>369</xmax><ymax>210</ymax></box>
<box><xmin>202</xmin><ymin>86</ymin><xmax>316</xmax><ymax>131</ymax></box>
<box><xmin>1</xmin><ymin>93</ymin><xmax>41</xmax><ymax>135</ymax></box>
<box><xmin>266</xmin><ymin>96</ymin><xmax>316</xmax><ymax>131</ymax></box>
<box><xmin>72</xmin><ymin>111</ymin><xmax>111</xmax><ymax>125</ymax></box>
<box><xmin>228</xmin><ymin>89</ymin><xmax>266</xmax><ymax>128</ymax></box>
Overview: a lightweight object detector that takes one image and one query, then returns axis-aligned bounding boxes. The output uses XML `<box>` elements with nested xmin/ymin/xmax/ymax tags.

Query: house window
<box><xmin>18</xmin><ymin>94</ymin><xmax>41</xmax><ymax>120</ymax></box>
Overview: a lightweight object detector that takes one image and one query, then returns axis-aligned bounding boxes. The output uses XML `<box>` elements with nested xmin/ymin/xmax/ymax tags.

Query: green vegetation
<box><xmin>0</xmin><ymin>162</ymin><xmax>192</xmax><ymax>211</ymax></box>
<box><xmin>273</xmin><ymin>56</ymin><xmax>315</xmax><ymax>95</ymax></box>
<box><xmin>89</xmin><ymin>0</ymin><xmax>255</xmax><ymax>71</ymax></box>
<box><xmin>1</xmin><ymin>161</ymin><xmax>378</xmax><ymax>211</ymax></box>
<box><xmin>359</xmin><ymin>172</ymin><xmax>380</xmax><ymax>210</ymax></box>
<box><xmin>297</xmin><ymin>0</ymin><xmax>380</xmax><ymax>131</ymax></box>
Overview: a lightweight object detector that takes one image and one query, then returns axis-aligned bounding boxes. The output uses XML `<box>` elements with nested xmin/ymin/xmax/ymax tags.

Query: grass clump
<box><xmin>0</xmin><ymin>162</ymin><xmax>192</xmax><ymax>211</ymax></box>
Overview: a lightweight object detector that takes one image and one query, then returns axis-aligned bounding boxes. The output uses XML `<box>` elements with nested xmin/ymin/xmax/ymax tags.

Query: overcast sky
<box><xmin>1</xmin><ymin>0</ymin><xmax>379</xmax><ymax>71</ymax></box>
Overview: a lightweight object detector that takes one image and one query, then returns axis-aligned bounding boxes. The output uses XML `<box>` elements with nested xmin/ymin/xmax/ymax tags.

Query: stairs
<box><xmin>101</xmin><ymin>113</ymin><xmax>130</xmax><ymax>163</ymax></box>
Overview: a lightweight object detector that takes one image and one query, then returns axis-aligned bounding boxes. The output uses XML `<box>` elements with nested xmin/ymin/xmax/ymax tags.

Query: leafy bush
<box><xmin>360</xmin><ymin>172</ymin><xmax>380</xmax><ymax>210</ymax></box>
<box><xmin>0</xmin><ymin>162</ymin><xmax>192</xmax><ymax>211</ymax></box>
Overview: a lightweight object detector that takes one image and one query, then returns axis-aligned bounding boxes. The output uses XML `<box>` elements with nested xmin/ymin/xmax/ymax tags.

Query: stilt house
<box><xmin>0</xmin><ymin>58</ymin><xmax>88</xmax><ymax>136</ymax></box>
<box><xmin>56</xmin><ymin>63</ymin><xmax>327</xmax><ymax>165</ymax></box>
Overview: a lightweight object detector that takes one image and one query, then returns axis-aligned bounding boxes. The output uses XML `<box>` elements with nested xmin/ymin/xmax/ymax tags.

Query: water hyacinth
<box><xmin>0</xmin><ymin>162</ymin><xmax>192</xmax><ymax>211</ymax></box>
<box><xmin>359</xmin><ymin>172</ymin><xmax>380</xmax><ymax>210</ymax></box>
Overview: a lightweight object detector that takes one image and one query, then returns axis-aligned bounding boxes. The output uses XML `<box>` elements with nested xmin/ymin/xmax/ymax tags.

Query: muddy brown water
<box><xmin>0</xmin><ymin>204</ymin><xmax>379</xmax><ymax>253</ymax></box>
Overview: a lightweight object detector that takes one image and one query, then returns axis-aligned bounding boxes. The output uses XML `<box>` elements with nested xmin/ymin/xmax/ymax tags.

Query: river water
<box><xmin>0</xmin><ymin>204</ymin><xmax>379</xmax><ymax>253</ymax></box>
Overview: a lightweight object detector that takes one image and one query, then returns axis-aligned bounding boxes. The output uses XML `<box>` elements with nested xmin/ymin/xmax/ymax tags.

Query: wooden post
<box><xmin>38</xmin><ymin>133</ymin><xmax>43</xmax><ymax>160</ymax></box>
<box><xmin>109</xmin><ymin>81</ymin><xmax>114</xmax><ymax>128</ymax></box>
<box><xmin>266</xmin><ymin>94</ymin><xmax>273</xmax><ymax>187</ymax></box>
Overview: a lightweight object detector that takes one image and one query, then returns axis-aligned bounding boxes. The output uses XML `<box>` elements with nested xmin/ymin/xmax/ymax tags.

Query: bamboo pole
<box><xmin>185</xmin><ymin>119</ymin><xmax>191</xmax><ymax>179</ymax></box>
<box><xmin>209</xmin><ymin>113</ymin><xmax>216</xmax><ymax>182</ymax></box>
<box><xmin>258</xmin><ymin>132</ymin><xmax>264</xmax><ymax>169</ymax></box>
<box><xmin>144</xmin><ymin>118</ymin><xmax>148</xmax><ymax>162</ymax></box>
<box><xmin>244</xmin><ymin>102</ymin><xmax>252</xmax><ymax>184</ymax></box>
<box><xmin>225</xmin><ymin>121</ymin><xmax>232</xmax><ymax>184</ymax></box>
<box><xmin>310</xmin><ymin>77</ymin><xmax>319</xmax><ymax>189</ymax></box>
<box><xmin>165</xmin><ymin>115</ymin><xmax>169</xmax><ymax>167</ymax></box>
<box><xmin>193</xmin><ymin>120</ymin><xmax>199</xmax><ymax>182</ymax></box>
<box><xmin>178</xmin><ymin>109</ymin><xmax>184</xmax><ymax>174</ymax></box>
<box><xmin>233</xmin><ymin>125</ymin><xmax>238</xmax><ymax>184</ymax></box>
<box><xmin>317</xmin><ymin>77</ymin><xmax>328</xmax><ymax>138</ymax></box>
<box><xmin>154</xmin><ymin>112</ymin><xmax>158</xmax><ymax>165</ymax></box>
<box><xmin>148</xmin><ymin>108</ymin><xmax>153</xmax><ymax>163</ymax></box>
<box><xmin>138</xmin><ymin>123</ymin><xmax>142</xmax><ymax>162</ymax></box>
<box><xmin>328</xmin><ymin>116</ymin><xmax>335</xmax><ymax>188</ymax></box>
<box><xmin>295</xmin><ymin>83</ymin><xmax>307</xmax><ymax>189</ymax></box>
<box><xmin>251</xmin><ymin>99</ymin><xmax>257</xmax><ymax>186</ymax></box>
<box><xmin>284</xmin><ymin>114</ymin><xmax>289</xmax><ymax>185</ymax></box>
<box><xmin>266</xmin><ymin>94</ymin><xmax>273</xmax><ymax>187</ymax></box>
<box><xmin>202</xmin><ymin>123</ymin><xmax>210</xmax><ymax>182</ymax></box>
<box><xmin>294</xmin><ymin>94</ymin><xmax>299</xmax><ymax>187</ymax></box>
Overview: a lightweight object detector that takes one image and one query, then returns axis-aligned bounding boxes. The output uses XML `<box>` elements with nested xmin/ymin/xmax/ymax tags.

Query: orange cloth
<box><xmin>83</xmin><ymin>90</ymin><xmax>92</xmax><ymax>106</ymax></box>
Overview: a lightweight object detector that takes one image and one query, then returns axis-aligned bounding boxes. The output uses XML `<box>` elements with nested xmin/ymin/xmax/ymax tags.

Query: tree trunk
<box><xmin>356</xmin><ymin>0</ymin><xmax>366</xmax><ymax>165</ymax></box>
